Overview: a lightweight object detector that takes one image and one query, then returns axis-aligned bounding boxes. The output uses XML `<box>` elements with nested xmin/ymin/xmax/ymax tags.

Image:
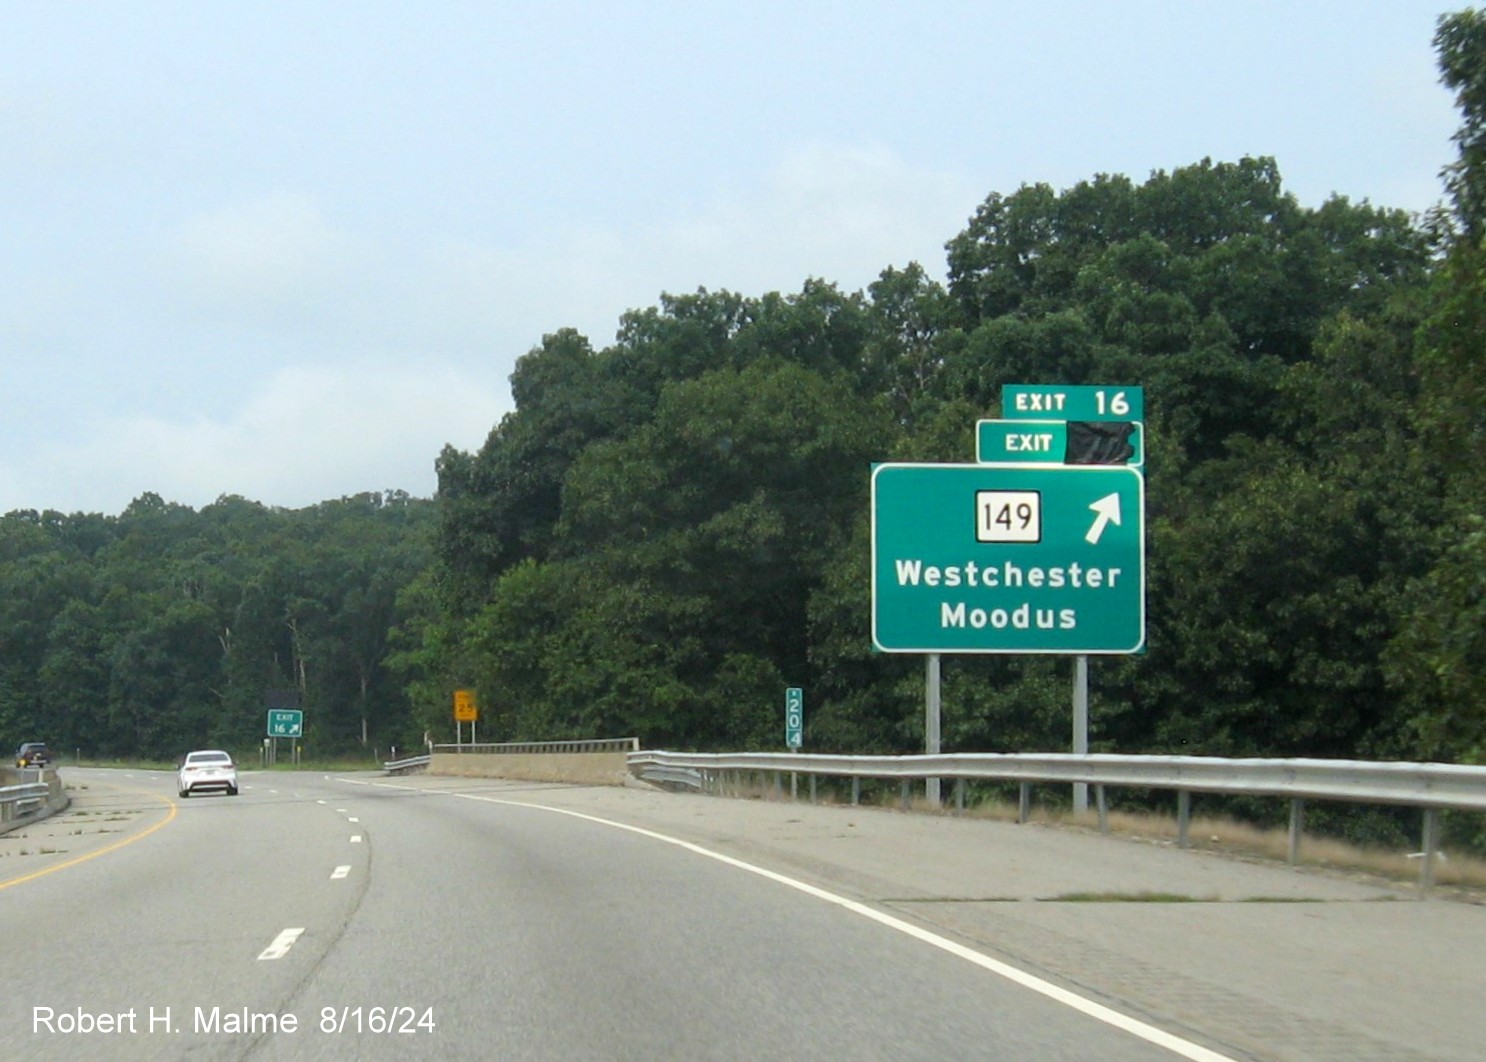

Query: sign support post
<box><xmin>926</xmin><ymin>654</ymin><xmax>941</xmax><ymax>807</ymax></box>
<box><xmin>1073</xmin><ymin>655</ymin><xmax>1089</xmax><ymax>813</ymax></box>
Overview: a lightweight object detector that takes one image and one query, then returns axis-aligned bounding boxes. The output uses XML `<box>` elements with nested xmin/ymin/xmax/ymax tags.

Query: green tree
<box><xmin>1437</xmin><ymin>8</ymin><xmax>1486</xmax><ymax>238</ymax></box>
<box><xmin>1381</xmin><ymin>9</ymin><xmax>1486</xmax><ymax>765</ymax></box>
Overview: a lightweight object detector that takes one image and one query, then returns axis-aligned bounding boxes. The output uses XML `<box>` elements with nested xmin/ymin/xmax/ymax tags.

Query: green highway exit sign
<box><xmin>871</xmin><ymin>463</ymin><xmax>1145</xmax><ymax>654</ymax></box>
<box><xmin>977</xmin><ymin>419</ymin><xmax>1144</xmax><ymax>467</ymax></box>
<box><xmin>266</xmin><ymin>709</ymin><xmax>303</xmax><ymax>738</ymax></box>
<box><xmin>1002</xmin><ymin>384</ymin><xmax>1143</xmax><ymax>421</ymax></box>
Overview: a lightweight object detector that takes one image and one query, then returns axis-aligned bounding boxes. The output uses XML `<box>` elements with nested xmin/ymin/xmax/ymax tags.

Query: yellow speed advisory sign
<box><xmin>453</xmin><ymin>689</ymin><xmax>478</xmax><ymax>722</ymax></box>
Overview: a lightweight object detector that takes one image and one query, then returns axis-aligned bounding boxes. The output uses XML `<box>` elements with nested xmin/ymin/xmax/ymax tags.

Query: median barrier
<box><xmin>0</xmin><ymin>767</ymin><xmax>71</xmax><ymax>835</ymax></box>
<box><xmin>431</xmin><ymin>738</ymin><xmax>638</xmax><ymax>787</ymax></box>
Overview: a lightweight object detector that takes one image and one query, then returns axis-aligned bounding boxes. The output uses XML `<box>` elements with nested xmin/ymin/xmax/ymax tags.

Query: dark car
<box><xmin>15</xmin><ymin>742</ymin><xmax>51</xmax><ymax>768</ymax></box>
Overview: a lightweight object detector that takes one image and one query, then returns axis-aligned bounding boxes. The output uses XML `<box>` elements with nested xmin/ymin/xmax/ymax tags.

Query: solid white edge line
<box><xmin>363</xmin><ymin>779</ymin><xmax>1235</xmax><ymax>1062</ymax></box>
<box><xmin>257</xmin><ymin>927</ymin><xmax>305</xmax><ymax>961</ymax></box>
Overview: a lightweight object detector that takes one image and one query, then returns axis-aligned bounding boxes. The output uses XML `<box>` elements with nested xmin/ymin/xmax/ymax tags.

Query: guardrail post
<box><xmin>1419</xmin><ymin>809</ymin><xmax>1440</xmax><ymax>894</ymax></box>
<box><xmin>790</xmin><ymin>772</ymin><xmax>798</xmax><ymax>801</ymax></box>
<box><xmin>1177</xmin><ymin>790</ymin><xmax>1191</xmax><ymax>849</ymax></box>
<box><xmin>851</xmin><ymin>777</ymin><xmax>860</xmax><ymax>806</ymax></box>
<box><xmin>900</xmin><ymin>780</ymin><xmax>911</xmax><ymax>810</ymax></box>
<box><xmin>954</xmin><ymin>778</ymin><xmax>965</xmax><ymax>816</ymax></box>
<box><xmin>1096</xmin><ymin>784</ymin><xmax>1108</xmax><ymax>835</ymax></box>
<box><xmin>774</xmin><ymin>771</ymin><xmax>782</xmax><ymax>798</ymax></box>
<box><xmin>809</xmin><ymin>774</ymin><xmax>817</xmax><ymax>804</ymax></box>
<box><xmin>1018</xmin><ymin>782</ymin><xmax>1031</xmax><ymax>824</ymax></box>
<box><xmin>1288</xmin><ymin>799</ymin><xmax>1304</xmax><ymax>866</ymax></box>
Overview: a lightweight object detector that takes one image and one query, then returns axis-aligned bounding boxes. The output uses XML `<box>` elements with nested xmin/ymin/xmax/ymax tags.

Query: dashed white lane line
<box><xmin>258</xmin><ymin>928</ymin><xmax>305</xmax><ymax>960</ymax></box>
<box><xmin>350</xmin><ymin>835</ymin><xmax>362</xmax><ymax>843</ymax></box>
<box><xmin>348</xmin><ymin>817</ymin><xmax>359</xmax><ymax>823</ymax></box>
<box><xmin>330</xmin><ymin>865</ymin><xmax>351</xmax><ymax>880</ymax></box>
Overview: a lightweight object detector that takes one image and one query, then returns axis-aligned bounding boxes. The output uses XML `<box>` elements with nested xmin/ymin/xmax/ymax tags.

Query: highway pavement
<box><xmin>1</xmin><ymin>767</ymin><xmax>1481</xmax><ymax>1060</ymax></box>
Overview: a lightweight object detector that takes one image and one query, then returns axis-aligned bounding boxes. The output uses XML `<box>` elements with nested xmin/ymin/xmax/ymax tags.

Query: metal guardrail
<box><xmin>637</xmin><ymin>764</ymin><xmax>705</xmax><ymax>790</ymax></box>
<box><xmin>383</xmin><ymin>755</ymin><xmax>431</xmax><ymax>774</ymax></box>
<box><xmin>1</xmin><ymin>781</ymin><xmax>52</xmax><ymax>827</ymax></box>
<box><xmin>629</xmin><ymin>751</ymin><xmax>1486</xmax><ymax>809</ymax></box>
<box><xmin>385</xmin><ymin>737</ymin><xmax>640</xmax><ymax>774</ymax></box>
<box><xmin>433</xmin><ymin>737</ymin><xmax>640</xmax><ymax>755</ymax></box>
<box><xmin>628</xmin><ymin>750</ymin><xmax>1486</xmax><ymax>889</ymax></box>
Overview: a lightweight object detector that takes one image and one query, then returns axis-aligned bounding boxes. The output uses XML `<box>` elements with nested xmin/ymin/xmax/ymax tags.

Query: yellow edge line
<box><xmin>0</xmin><ymin>783</ymin><xmax>178</xmax><ymax>891</ymax></box>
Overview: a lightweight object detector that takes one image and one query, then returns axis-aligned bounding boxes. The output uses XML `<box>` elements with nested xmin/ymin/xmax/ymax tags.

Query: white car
<box><xmin>178</xmin><ymin>750</ymin><xmax>239</xmax><ymax>798</ymax></box>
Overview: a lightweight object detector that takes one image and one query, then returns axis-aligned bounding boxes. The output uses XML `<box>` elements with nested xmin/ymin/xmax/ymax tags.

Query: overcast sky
<box><xmin>0</xmin><ymin>1</ymin><xmax>1461</xmax><ymax>516</ymax></box>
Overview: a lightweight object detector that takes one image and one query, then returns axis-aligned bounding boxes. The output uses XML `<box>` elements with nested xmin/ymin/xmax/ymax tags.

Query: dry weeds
<box><xmin>730</xmin><ymin>776</ymin><xmax>1486</xmax><ymax>896</ymax></box>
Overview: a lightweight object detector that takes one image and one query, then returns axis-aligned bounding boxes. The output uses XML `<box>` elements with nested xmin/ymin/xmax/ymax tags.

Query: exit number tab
<box><xmin>1002</xmin><ymin>384</ymin><xmax>1144</xmax><ymax>422</ymax></box>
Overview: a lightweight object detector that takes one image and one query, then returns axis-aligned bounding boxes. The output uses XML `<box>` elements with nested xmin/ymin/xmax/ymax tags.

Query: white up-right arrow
<box><xmin>1085</xmin><ymin>493</ymin><xmax>1122</xmax><ymax>544</ymax></box>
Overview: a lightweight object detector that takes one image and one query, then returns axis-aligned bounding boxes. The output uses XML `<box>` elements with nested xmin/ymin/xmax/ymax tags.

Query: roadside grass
<box><xmin>729</xmin><ymin>778</ymin><xmax>1486</xmax><ymax>895</ymax></box>
<box><xmin>1044</xmin><ymin>891</ymin><xmax>1211</xmax><ymax>903</ymax></box>
<box><xmin>1040</xmin><ymin>891</ymin><xmax>1330</xmax><ymax>903</ymax></box>
<box><xmin>1032</xmin><ymin>805</ymin><xmax>1486</xmax><ymax>893</ymax></box>
<box><xmin>73</xmin><ymin>757</ymin><xmax>178</xmax><ymax>771</ymax></box>
<box><xmin>251</xmin><ymin>757</ymin><xmax>389</xmax><ymax>772</ymax></box>
<box><xmin>71</xmin><ymin>755</ymin><xmax>385</xmax><ymax>773</ymax></box>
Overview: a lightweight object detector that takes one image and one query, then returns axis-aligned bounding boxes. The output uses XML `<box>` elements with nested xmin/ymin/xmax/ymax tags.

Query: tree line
<box><xmin>0</xmin><ymin>492</ymin><xmax>434</xmax><ymax>760</ymax></box>
<box><xmin>5</xmin><ymin>12</ymin><xmax>1486</xmax><ymax>847</ymax></box>
<box><xmin>419</xmin><ymin>155</ymin><xmax>1440</xmax><ymax>772</ymax></box>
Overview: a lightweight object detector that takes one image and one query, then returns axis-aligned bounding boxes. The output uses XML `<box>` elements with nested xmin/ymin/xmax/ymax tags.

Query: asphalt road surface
<box><xmin>2</xmin><ymin>767</ymin><xmax>1480</xmax><ymax>1061</ymax></box>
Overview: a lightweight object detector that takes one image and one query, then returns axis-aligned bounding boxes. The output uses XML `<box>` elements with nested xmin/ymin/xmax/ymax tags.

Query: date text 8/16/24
<box><xmin>320</xmin><ymin>1007</ymin><xmax>436</xmax><ymax>1035</ymax></box>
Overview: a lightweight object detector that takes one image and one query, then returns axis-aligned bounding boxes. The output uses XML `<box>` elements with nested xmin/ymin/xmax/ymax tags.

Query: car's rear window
<box><xmin>187</xmin><ymin>752</ymin><xmax>231</xmax><ymax>764</ymax></box>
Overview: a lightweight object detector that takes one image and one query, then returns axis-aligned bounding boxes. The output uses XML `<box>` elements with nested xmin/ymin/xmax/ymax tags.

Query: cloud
<box><xmin>167</xmin><ymin>192</ymin><xmax>375</xmax><ymax>331</ymax></box>
<box><xmin>187</xmin><ymin>143</ymin><xmax>979</xmax><ymax>354</ymax></box>
<box><xmin>8</xmin><ymin>361</ymin><xmax>509</xmax><ymax>515</ymax></box>
<box><xmin>404</xmin><ymin>143</ymin><xmax>978</xmax><ymax>348</ymax></box>
<box><xmin>642</xmin><ymin>142</ymin><xmax>977</xmax><ymax>291</ymax></box>
<box><xmin>6</xmin><ymin>144</ymin><xmax>978</xmax><ymax>516</ymax></box>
